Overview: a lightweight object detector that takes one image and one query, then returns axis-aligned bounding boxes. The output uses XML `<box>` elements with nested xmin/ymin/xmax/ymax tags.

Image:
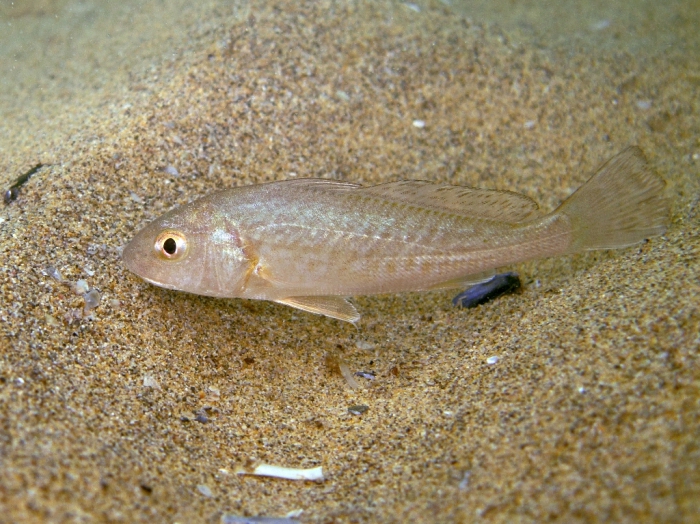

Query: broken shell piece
<box><xmin>338</xmin><ymin>360</ymin><xmax>359</xmax><ymax>389</ymax></box>
<box><xmin>221</xmin><ymin>515</ymin><xmax>301</xmax><ymax>524</ymax></box>
<box><xmin>237</xmin><ymin>464</ymin><xmax>324</xmax><ymax>481</ymax></box>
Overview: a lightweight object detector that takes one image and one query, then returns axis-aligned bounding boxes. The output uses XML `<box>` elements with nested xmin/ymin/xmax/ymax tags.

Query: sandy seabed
<box><xmin>1</xmin><ymin>0</ymin><xmax>698</xmax><ymax>522</ymax></box>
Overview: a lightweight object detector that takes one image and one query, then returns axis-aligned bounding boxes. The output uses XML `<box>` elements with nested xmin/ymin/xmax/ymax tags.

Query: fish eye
<box><xmin>154</xmin><ymin>230</ymin><xmax>188</xmax><ymax>260</ymax></box>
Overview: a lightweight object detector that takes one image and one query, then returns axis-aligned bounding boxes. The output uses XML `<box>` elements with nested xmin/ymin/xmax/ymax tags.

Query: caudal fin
<box><xmin>555</xmin><ymin>146</ymin><xmax>670</xmax><ymax>253</ymax></box>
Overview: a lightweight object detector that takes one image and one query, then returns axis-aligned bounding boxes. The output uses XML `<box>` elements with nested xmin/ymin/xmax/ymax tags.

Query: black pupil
<box><xmin>163</xmin><ymin>237</ymin><xmax>177</xmax><ymax>255</ymax></box>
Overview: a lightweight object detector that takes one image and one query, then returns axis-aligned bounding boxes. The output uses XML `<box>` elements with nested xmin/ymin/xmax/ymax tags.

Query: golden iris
<box><xmin>154</xmin><ymin>230</ymin><xmax>188</xmax><ymax>260</ymax></box>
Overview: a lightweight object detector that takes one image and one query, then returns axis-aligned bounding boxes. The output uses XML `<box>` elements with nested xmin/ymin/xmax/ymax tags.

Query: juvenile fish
<box><xmin>123</xmin><ymin>147</ymin><xmax>669</xmax><ymax>323</ymax></box>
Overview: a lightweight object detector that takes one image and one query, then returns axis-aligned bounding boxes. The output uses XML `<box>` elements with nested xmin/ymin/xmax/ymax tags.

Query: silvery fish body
<box><xmin>123</xmin><ymin>147</ymin><xmax>669</xmax><ymax>322</ymax></box>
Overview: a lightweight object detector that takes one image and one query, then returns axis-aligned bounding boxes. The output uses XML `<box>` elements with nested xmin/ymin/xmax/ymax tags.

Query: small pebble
<box><xmin>73</xmin><ymin>280</ymin><xmax>89</xmax><ymax>295</ymax></box>
<box><xmin>83</xmin><ymin>289</ymin><xmax>101</xmax><ymax>313</ymax></box>
<box><xmin>486</xmin><ymin>356</ymin><xmax>499</xmax><ymax>365</ymax></box>
<box><xmin>452</xmin><ymin>272</ymin><xmax>522</xmax><ymax>308</ymax></box>
<box><xmin>164</xmin><ymin>165</ymin><xmax>179</xmax><ymax>176</ymax></box>
<box><xmin>207</xmin><ymin>386</ymin><xmax>221</xmax><ymax>398</ymax></box>
<box><xmin>4</xmin><ymin>188</ymin><xmax>19</xmax><ymax>204</ymax></box>
<box><xmin>636</xmin><ymin>100</ymin><xmax>652</xmax><ymax>110</ymax></box>
<box><xmin>196</xmin><ymin>484</ymin><xmax>213</xmax><ymax>497</ymax></box>
<box><xmin>46</xmin><ymin>266</ymin><xmax>63</xmax><ymax>282</ymax></box>
<box><xmin>412</xmin><ymin>119</ymin><xmax>426</xmax><ymax>128</ymax></box>
<box><xmin>143</xmin><ymin>374</ymin><xmax>159</xmax><ymax>388</ymax></box>
<box><xmin>348</xmin><ymin>404</ymin><xmax>369</xmax><ymax>416</ymax></box>
<box><xmin>458</xmin><ymin>471</ymin><xmax>471</xmax><ymax>490</ymax></box>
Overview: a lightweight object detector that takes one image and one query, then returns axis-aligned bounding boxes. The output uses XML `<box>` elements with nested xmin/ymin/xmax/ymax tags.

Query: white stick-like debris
<box><xmin>238</xmin><ymin>464</ymin><xmax>324</xmax><ymax>481</ymax></box>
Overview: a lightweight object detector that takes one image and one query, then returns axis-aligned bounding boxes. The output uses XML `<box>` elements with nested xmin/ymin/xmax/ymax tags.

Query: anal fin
<box><xmin>275</xmin><ymin>296</ymin><xmax>360</xmax><ymax>324</ymax></box>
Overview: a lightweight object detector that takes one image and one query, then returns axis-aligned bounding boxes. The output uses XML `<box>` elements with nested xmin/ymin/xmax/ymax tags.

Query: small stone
<box><xmin>143</xmin><ymin>374</ymin><xmax>159</xmax><ymax>388</ymax></box>
<box><xmin>348</xmin><ymin>404</ymin><xmax>369</xmax><ymax>416</ymax></box>
<box><xmin>196</xmin><ymin>484</ymin><xmax>213</xmax><ymax>497</ymax></box>
<box><xmin>46</xmin><ymin>266</ymin><xmax>63</xmax><ymax>282</ymax></box>
<box><xmin>73</xmin><ymin>280</ymin><xmax>89</xmax><ymax>295</ymax></box>
<box><xmin>83</xmin><ymin>289</ymin><xmax>101</xmax><ymax>313</ymax></box>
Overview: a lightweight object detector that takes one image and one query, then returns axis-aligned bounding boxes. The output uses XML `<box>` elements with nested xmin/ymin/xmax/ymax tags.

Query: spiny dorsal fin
<box><xmin>358</xmin><ymin>181</ymin><xmax>539</xmax><ymax>222</ymax></box>
<box><xmin>276</xmin><ymin>178</ymin><xmax>361</xmax><ymax>191</ymax></box>
<box><xmin>275</xmin><ymin>296</ymin><xmax>360</xmax><ymax>324</ymax></box>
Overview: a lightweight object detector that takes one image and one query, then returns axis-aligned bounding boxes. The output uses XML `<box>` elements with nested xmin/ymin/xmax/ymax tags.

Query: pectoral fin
<box><xmin>274</xmin><ymin>296</ymin><xmax>360</xmax><ymax>324</ymax></box>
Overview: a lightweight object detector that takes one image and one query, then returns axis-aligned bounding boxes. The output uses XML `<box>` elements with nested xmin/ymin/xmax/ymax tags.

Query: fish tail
<box><xmin>555</xmin><ymin>146</ymin><xmax>670</xmax><ymax>253</ymax></box>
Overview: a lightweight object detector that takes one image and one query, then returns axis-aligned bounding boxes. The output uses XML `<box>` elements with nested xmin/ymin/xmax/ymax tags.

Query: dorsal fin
<box><xmin>276</xmin><ymin>178</ymin><xmax>361</xmax><ymax>191</ymax></box>
<box><xmin>358</xmin><ymin>181</ymin><xmax>539</xmax><ymax>222</ymax></box>
<box><xmin>276</xmin><ymin>178</ymin><xmax>539</xmax><ymax>222</ymax></box>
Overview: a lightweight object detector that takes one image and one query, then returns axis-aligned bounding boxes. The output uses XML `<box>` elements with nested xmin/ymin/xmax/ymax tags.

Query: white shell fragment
<box><xmin>486</xmin><ymin>356</ymin><xmax>499</xmax><ymax>365</ymax></box>
<box><xmin>197</xmin><ymin>484</ymin><xmax>213</xmax><ymax>497</ymax></box>
<box><xmin>73</xmin><ymin>279</ymin><xmax>90</xmax><ymax>295</ymax></box>
<box><xmin>221</xmin><ymin>515</ymin><xmax>301</xmax><ymax>524</ymax></box>
<box><xmin>142</xmin><ymin>374</ymin><xmax>159</xmax><ymax>388</ymax></box>
<box><xmin>238</xmin><ymin>464</ymin><xmax>324</xmax><ymax>481</ymax></box>
<box><xmin>83</xmin><ymin>289</ymin><xmax>101</xmax><ymax>313</ymax></box>
<box><xmin>338</xmin><ymin>360</ymin><xmax>359</xmax><ymax>389</ymax></box>
<box><xmin>46</xmin><ymin>266</ymin><xmax>63</xmax><ymax>282</ymax></box>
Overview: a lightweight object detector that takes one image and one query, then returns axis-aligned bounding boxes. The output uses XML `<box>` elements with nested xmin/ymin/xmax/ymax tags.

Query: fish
<box><xmin>123</xmin><ymin>146</ymin><xmax>669</xmax><ymax>323</ymax></box>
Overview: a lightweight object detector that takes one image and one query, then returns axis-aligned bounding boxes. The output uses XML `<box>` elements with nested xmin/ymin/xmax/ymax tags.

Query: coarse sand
<box><xmin>1</xmin><ymin>0</ymin><xmax>699</xmax><ymax>522</ymax></box>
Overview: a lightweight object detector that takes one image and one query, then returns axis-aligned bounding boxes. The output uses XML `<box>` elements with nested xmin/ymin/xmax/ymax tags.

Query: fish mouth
<box><xmin>140</xmin><ymin>275</ymin><xmax>180</xmax><ymax>291</ymax></box>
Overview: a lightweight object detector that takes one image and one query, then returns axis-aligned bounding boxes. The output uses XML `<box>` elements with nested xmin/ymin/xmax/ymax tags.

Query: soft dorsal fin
<box><xmin>358</xmin><ymin>181</ymin><xmax>539</xmax><ymax>222</ymax></box>
<box><xmin>274</xmin><ymin>296</ymin><xmax>360</xmax><ymax>324</ymax></box>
